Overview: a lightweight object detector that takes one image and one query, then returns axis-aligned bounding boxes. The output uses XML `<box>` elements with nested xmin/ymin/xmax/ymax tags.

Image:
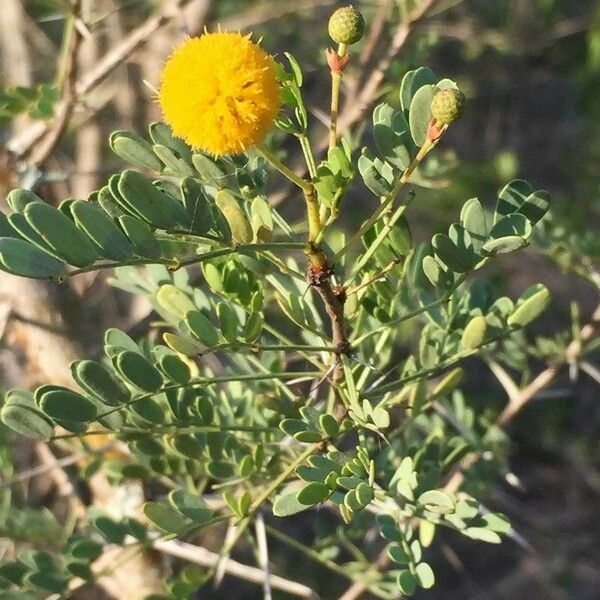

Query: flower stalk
<box><xmin>328</xmin><ymin>43</ymin><xmax>349</xmax><ymax>150</ymax></box>
<box><xmin>298</xmin><ymin>133</ymin><xmax>317</xmax><ymax>179</ymax></box>
<box><xmin>255</xmin><ymin>143</ymin><xmax>327</xmax><ymax>269</ymax></box>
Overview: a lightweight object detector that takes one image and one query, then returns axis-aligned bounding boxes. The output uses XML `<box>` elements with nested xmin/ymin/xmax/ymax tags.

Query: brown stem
<box><xmin>28</xmin><ymin>0</ymin><xmax>83</xmax><ymax>166</ymax></box>
<box><xmin>314</xmin><ymin>281</ymin><xmax>349</xmax><ymax>355</ymax></box>
<box><xmin>306</xmin><ymin>260</ymin><xmax>350</xmax><ymax>382</ymax></box>
<box><xmin>256</xmin><ymin>146</ymin><xmax>349</xmax><ymax>372</ymax></box>
<box><xmin>296</xmin><ymin>175</ymin><xmax>350</xmax><ymax>366</ymax></box>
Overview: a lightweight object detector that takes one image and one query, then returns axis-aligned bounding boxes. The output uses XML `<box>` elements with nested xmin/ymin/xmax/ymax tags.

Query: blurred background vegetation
<box><xmin>0</xmin><ymin>1</ymin><xmax>599</xmax><ymax>598</ymax></box>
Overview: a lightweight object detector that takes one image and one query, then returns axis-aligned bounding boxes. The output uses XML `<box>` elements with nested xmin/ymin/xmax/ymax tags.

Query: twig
<box><xmin>497</xmin><ymin>303</ymin><xmax>600</xmax><ymax>426</ymax></box>
<box><xmin>0</xmin><ymin>444</ymin><xmax>114</xmax><ymax>488</ymax></box>
<box><xmin>266</xmin><ymin>524</ymin><xmax>350</xmax><ymax>579</ymax></box>
<box><xmin>214</xmin><ymin>521</ymin><xmax>237</xmax><ymax>586</ymax></box>
<box><xmin>255</xmin><ymin>512</ymin><xmax>272</xmax><ymax>600</ymax></box>
<box><xmin>249</xmin><ymin>444</ymin><xmax>320</xmax><ymax>517</ymax></box>
<box><xmin>496</xmin><ymin>364</ymin><xmax>560</xmax><ymax>427</ymax></box>
<box><xmin>336</xmin><ymin>551</ymin><xmax>389</xmax><ymax>600</ymax></box>
<box><xmin>445</xmin><ymin>303</ymin><xmax>600</xmax><ymax>494</ymax></box>
<box><xmin>339</xmin><ymin>0</ymin><xmax>391</xmax><ymax>120</ymax></box>
<box><xmin>352</xmin><ymin>273</ymin><xmax>469</xmax><ymax>346</ymax></box>
<box><xmin>580</xmin><ymin>361</ymin><xmax>600</xmax><ymax>385</ymax></box>
<box><xmin>357</xmin><ymin>0</ymin><xmax>391</xmax><ymax>68</ymax></box>
<box><xmin>73</xmin><ymin>7</ymin><xmax>102</xmax><ymax>198</ymax></box>
<box><xmin>220</xmin><ymin>0</ymin><xmax>333</xmax><ymax>30</ymax></box>
<box><xmin>33</xmin><ymin>442</ymin><xmax>86</xmax><ymax>519</ymax></box>
<box><xmin>0</xmin><ymin>0</ymin><xmax>32</xmax><ymax>88</ymax></box>
<box><xmin>25</xmin><ymin>0</ymin><xmax>84</xmax><ymax>166</ymax></box>
<box><xmin>416</xmin><ymin>15</ymin><xmax>591</xmax><ymax>54</ymax></box>
<box><xmin>346</xmin><ymin>259</ymin><xmax>402</xmax><ymax>297</ymax></box>
<box><xmin>7</xmin><ymin>0</ymin><xmax>194</xmax><ymax>159</ymax></box>
<box><xmin>209</xmin><ymin>443</ymin><xmax>322</xmax><ymax>590</ymax></box>
<box><xmin>266</xmin><ymin>524</ymin><xmax>390</xmax><ymax>600</ymax></box>
<box><xmin>487</xmin><ymin>360</ymin><xmax>520</xmax><ymax>403</ymax></box>
<box><xmin>443</xmin><ymin>303</ymin><xmax>600</xmax><ymax>491</ymax></box>
<box><xmin>152</xmin><ymin>537</ymin><xmax>318</xmax><ymax>599</ymax></box>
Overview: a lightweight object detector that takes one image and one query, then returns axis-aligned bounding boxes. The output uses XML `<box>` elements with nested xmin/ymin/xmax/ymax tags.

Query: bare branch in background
<box><xmin>345</xmin><ymin>0</ymin><xmax>392</xmax><ymax>100</ymax></box>
<box><xmin>417</xmin><ymin>16</ymin><xmax>591</xmax><ymax>53</ymax></box>
<box><xmin>6</xmin><ymin>0</ymin><xmax>198</xmax><ymax>160</ymax></box>
<box><xmin>0</xmin><ymin>0</ymin><xmax>34</xmax><ymax>155</ymax></box>
<box><xmin>220</xmin><ymin>0</ymin><xmax>333</xmax><ymax>30</ymax></box>
<box><xmin>255</xmin><ymin>512</ymin><xmax>273</xmax><ymax>600</ymax></box>
<box><xmin>0</xmin><ymin>0</ymin><xmax>33</xmax><ymax>89</ymax></box>
<box><xmin>153</xmin><ymin>537</ymin><xmax>318</xmax><ymax>599</ymax></box>
<box><xmin>497</xmin><ymin>303</ymin><xmax>600</xmax><ymax>426</ymax></box>
<box><xmin>73</xmin><ymin>5</ymin><xmax>101</xmax><ymax>197</ymax></box>
<box><xmin>28</xmin><ymin>0</ymin><xmax>84</xmax><ymax>166</ymax></box>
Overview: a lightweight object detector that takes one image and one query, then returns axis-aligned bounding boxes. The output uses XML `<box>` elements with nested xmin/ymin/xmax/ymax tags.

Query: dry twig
<box><xmin>28</xmin><ymin>0</ymin><xmax>84</xmax><ymax>166</ymax></box>
<box><xmin>6</xmin><ymin>0</ymin><xmax>196</xmax><ymax>159</ymax></box>
<box><xmin>153</xmin><ymin>537</ymin><xmax>318</xmax><ymax>599</ymax></box>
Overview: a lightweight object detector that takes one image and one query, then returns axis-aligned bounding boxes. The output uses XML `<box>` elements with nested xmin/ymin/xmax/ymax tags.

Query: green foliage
<box><xmin>0</xmin><ymin>50</ymin><xmax>581</xmax><ymax>600</ymax></box>
<box><xmin>0</xmin><ymin>84</ymin><xmax>59</xmax><ymax>124</ymax></box>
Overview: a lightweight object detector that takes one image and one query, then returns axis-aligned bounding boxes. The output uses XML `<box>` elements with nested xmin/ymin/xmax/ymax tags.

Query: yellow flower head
<box><xmin>158</xmin><ymin>32</ymin><xmax>281</xmax><ymax>156</ymax></box>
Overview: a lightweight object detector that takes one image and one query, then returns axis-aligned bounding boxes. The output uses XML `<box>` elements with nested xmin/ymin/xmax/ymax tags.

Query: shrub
<box><xmin>0</xmin><ymin>5</ymin><xmax>596</xmax><ymax>599</ymax></box>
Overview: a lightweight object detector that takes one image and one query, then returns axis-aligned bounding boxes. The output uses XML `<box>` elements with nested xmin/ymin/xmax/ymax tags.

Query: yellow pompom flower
<box><xmin>158</xmin><ymin>32</ymin><xmax>281</xmax><ymax>156</ymax></box>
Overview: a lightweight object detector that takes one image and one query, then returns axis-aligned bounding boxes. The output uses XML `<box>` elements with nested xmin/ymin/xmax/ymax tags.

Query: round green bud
<box><xmin>328</xmin><ymin>5</ymin><xmax>365</xmax><ymax>46</ymax></box>
<box><xmin>431</xmin><ymin>88</ymin><xmax>466</xmax><ymax>126</ymax></box>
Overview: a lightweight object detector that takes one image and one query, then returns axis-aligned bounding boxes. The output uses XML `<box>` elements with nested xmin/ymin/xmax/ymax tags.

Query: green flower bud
<box><xmin>431</xmin><ymin>88</ymin><xmax>465</xmax><ymax>126</ymax></box>
<box><xmin>328</xmin><ymin>5</ymin><xmax>365</xmax><ymax>46</ymax></box>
